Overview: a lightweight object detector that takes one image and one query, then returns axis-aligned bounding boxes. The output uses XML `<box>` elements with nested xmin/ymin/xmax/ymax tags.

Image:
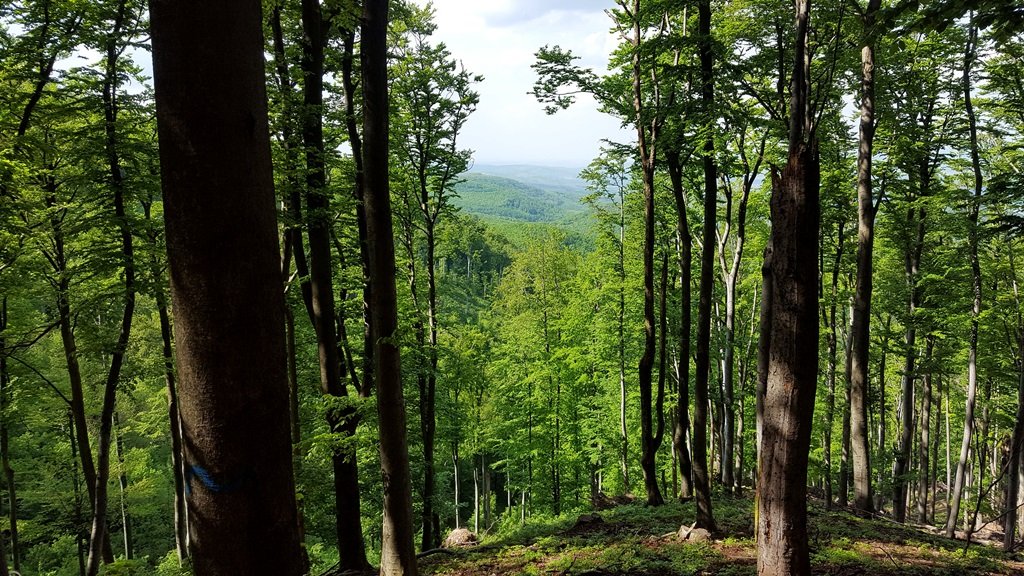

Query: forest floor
<box><xmin>419</xmin><ymin>494</ymin><xmax>1024</xmax><ymax>575</ymax></box>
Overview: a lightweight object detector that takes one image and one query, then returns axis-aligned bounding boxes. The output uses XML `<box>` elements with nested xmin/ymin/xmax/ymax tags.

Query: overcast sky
<box><xmin>420</xmin><ymin>0</ymin><xmax>631</xmax><ymax>168</ymax></box>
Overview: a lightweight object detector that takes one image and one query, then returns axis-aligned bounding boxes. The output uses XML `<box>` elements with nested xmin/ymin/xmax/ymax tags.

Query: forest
<box><xmin>1</xmin><ymin>0</ymin><xmax>1024</xmax><ymax>575</ymax></box>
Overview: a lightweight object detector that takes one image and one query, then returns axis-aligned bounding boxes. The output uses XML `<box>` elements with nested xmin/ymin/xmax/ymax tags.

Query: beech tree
<box><xmin>149</xmin><ymin>0</ymin><xmax>303</xmax><ymax>572</ymax></box>
<box><xmin>362</xmin><ymin>0</ymin><xmax>418</xmax><ymax>572</ymax></box>
<box><xmin>756</xmin><ymin>0</ymin><xmax>820</xmax><ymax>574</ymax></box>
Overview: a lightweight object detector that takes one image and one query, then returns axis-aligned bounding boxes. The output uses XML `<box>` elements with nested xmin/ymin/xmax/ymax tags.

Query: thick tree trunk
<box><xmin>849</xmin><ymin>0</ymin><xmax>881</xmax><ymax>519</ymax></box>
<box><xmin>362</xmin><ymin>0</ymin><xmax>418</xmax><ymax>571</ymax></box>
<box><xmin>757</xmin><ymin>2</ymin><xmax>818</xmax><ymax>574</ymax></box>
<box><xmin>692</xmin><ymin>0</ymin><xmax>717</xmax><ymax>530</ymax></box>
<box><xmin>149</xmin><ymin>0</ymin><xmax>304</xmax><ymax>571</ymax></box>
<box><xmin>759</xmin><ymin>143</ymin><xmax>819</xmax><ymax>576</ymax></box>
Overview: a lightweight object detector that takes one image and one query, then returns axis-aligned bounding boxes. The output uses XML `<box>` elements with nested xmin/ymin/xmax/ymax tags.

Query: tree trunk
<box><xmin>0</xmin><ymin>299</ymin><xmax>19</xmax><ymax>573</ymax></box>
<box><xmin>113</xmin><ymin>413</ymin><xmax>133</xmax><ymax>559</ymax></box>
<box><xmin>946</xmin><ymin>19</ymin><xmax>983</xmax><ymax>539</ymax></box>
<box><xmin>619</xmin><ymin>189</ymin><xmax>632</xmax><ymax>495</ymax></box>
<box><xmin>151</xmin><ymin>264</ymin><xmax>189</xmax><ymax>563</ymax></box>
<box><xmin>822</xmin><ymin>223</ymin><xmax>845</xmax><ymax>508</ymax></box>
<box><xmin>299</xmin><ymin>0</ymin><xmax>372</xmax><ymax>568</ymax></box>
<box><xmin>87</xmin><ymin>6</ymin><xmax>138</xmax><ymax>568</ymax></box>
<box><xmin>849</xmin><ymin>0</ymin><xmax>881</xmax><ymax>518</ymax></box>
<box><xmin>667</xmin><ymin>151</ymin><xmax>693</xmax><ymax>500</ymax></box>
<box><xmin>422</xmin><ymin>227</ymin><xmax>440</xmax><ymax>548</ymax></box>
<box><xmin>1004</xmin><ymin>248</ymin><xmax>1024</xmax><ymax>550</ymax></box>
<box><xmin>692</xmin><ymin>0</ymin><xmax>717</xmax><ymax>531</ymax></box>
<box><xmin>874</xmin><ymin>316</ymin><xmax>890</xmax><ymax>512</ymax></box>
<box><xmin>149</xmin><ymin>0</ymin><xmax>304</xmax><ymax>570</ymax></box>
<box><xmin>757</xmin><ymin>2</ymin><xmax>818</xmax><ymax>574</ymax></box>
<box><xmin>362</xmin><ymin>0</ymin><xmax>418</xmax><ymax>571</ymax></box>
<box><xmin>917</xmin><ymin>337</ymin><xmax>934</xmax><ymax>523</ymax></box>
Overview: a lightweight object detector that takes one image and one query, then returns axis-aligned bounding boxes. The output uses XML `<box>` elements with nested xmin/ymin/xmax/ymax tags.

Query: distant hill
<box><xmin>449</xmin><ymin>165</ymin><xmax>595</xmax><ymax>248</ymax></box>
<box><xmin>467</xmin><ymin>164</ymin><xmax>588</xmax><ymax>199</ymax></box>
<box><xmin>453</xmin><ymin>172</ymin><xmax>586</xmax><ymax>223</ymax></box>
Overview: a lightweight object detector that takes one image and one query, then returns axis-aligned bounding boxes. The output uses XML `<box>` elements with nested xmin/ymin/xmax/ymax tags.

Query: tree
<box><xmin>148</xmin><ymin>0</ymin><xmax>303</xmax><ymax>571</ymax></box>
<box><xmin>691</xmin><ymin>0</ymin><xmax>717</xmax><ymax>527</ymax></box>
<box><xmin>362</xmin><ymin>0</ymin><xmax>418</xmax><ymax>572</ymax></box>
<box><xmin>847</xmin><ymin>0</ymin><xmax>882</xmax><ymax>516</ymax></box>
<box><xmin>756</xmin><ymin>0</ymin><xmax>820</xmax><ymax>574</ymax></box>
<box><xmin>391</xmin><ymin>17</ymin><xmax>480</xmax><ymax>546</ymax></box>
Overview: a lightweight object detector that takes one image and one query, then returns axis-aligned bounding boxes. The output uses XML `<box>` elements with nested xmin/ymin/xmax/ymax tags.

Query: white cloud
<box><xmin>424</xmin><ymin>0</ymin><xmax>631</xmax><ymax>167</ymax></box>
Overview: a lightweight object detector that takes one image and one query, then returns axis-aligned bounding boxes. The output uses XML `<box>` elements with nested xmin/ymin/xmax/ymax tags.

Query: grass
<box><xmin>420</xmin><ymin>492</ymin><xmax>1024</xmax><ymax>575</ymax></box>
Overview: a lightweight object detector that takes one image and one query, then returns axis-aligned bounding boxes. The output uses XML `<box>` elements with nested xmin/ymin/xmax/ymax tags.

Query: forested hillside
<box><xmin>1</xmin><ymin>0</ymin><xmax>1024</xmax><ymax>575</ymax></box>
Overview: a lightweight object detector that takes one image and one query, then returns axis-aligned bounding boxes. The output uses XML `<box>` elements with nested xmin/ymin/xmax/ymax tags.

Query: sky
<box><xmin>58</xmin><ymin>1</ymin><xmax>628</xmax><ymax>169</ymax></box>
<box><xmin>419</xmin><ymin>0</ymin><xmax>632</xmax><ymax>168</ymax></box>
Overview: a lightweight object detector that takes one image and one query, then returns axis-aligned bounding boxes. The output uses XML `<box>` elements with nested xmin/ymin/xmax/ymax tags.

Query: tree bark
<box><xmin>150</xmin><ymin>253</ymin><xmax>189</xmax><ymax>563</ymax></box>
<box><xmin>1004</xmin><ymin>247</ymin><xmax>1024</xmax><ymax>550</ymax></box>
<box><xmin>362</xmin><ymin>0</ymin><xmax>418</xmax><ymax>571</ymax></box>
<box><xmin>0</xmin><ymin>298</ymin><xmax>19</xmax><ymax>573</ymax></box>
<box><xmin>87</xmin><ymin>4</ymin><xmax>138</xmax><ymax>568</ymax></box>
<box><xmin>667</xmin><ymin>151</ymin><xmax>693</xmax><ymax>499</ymax></box>
<box><xmin>149</xmin><ymin>0</ymin><xmax>304</xmax><ymax>571</ymax></box>
<box><xmin>298</xmin><ymin>1</ymin><xmax>371</xmax><ymax>568</ymax></box>
<box><xmin>692</xmin><ymin>0</ymin><xmax>717</xmax><ymax>530</ymax></box>
<box><xmin>946</xmin><ymin>18</ymin><xmax>983</xmax><ymax>538</ymax></box>
<box><xmin>917</xmin><ymin>337</ymin><xmax>934</xmax><ymax>523</ymax></box>
<box><xmin>757</xmin><ymin>2</ymin><xmax>818</xmax><ymax>574</ymax></box>
<box><xmin>113</xmin><ymin>412</ymin><xmax>133</xmax><ymax>559</ymax></box>
<box><xmin>849</xmin><ymin>0</ymin><xmax>881</xmax><ymax>517</ymax></box>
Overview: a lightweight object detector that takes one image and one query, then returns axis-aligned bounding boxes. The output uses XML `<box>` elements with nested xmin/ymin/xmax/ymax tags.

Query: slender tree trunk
<box><xmin>299</xmin><ymin>1</ymin><xmax>372</xmax><ymax>567</ymax></box>
<box><xmin>822</xmin><ymin>224</ymin><xmax>845</xmax><ymax>508</ymax></box>
<box><xmin>618</xmin><ymin>193</ymin><xmax>632</xmax><ymax>494</ymax></box>
<box><xmin>692</xmin><ymin>0</ymin><xmax>717</xmax><ymax>530</ymax></box>
<box><xmin>917</xmin><ymin>337</ymin><xmax>934</xmax><ymax>523</ymax></box>
<box><xmin>149</xmin><ymin>0</ymin><xmax>304</xmax><ymax>570</ymax></box>
<box><xmin>0</xmin><ymin>299</ymin><xmax>18</xmax><ymax>573</ymax></box>
<box><xmin>1004</xmin><ymin>248</ymin><xmax>1024</xmax><ymax>550</ymax></box>
<box><xmin>946</xmin><ymin>19</ymin><xmax>983</xmax><ymax>539</ymax></box>
<box><xmin>667</xmin><ymin>152</ymin><xmax>693</xmax><ymax>499</ymax></box>
<box><xmin>153</xmin><ymin>270</ymin><xmax>188</xmax><ymax>563</ymax></box>
<box><xmin>874</xmin><ymin>316</ymin><xmax>890</xmax><ymax>512</ymax></box>
<box><xmin>839</xmin><ymin>345</ymin><xmax>852</xmax><ymax>508</ymax></box>
<box><xmin>69</xmin><ymin>411</ymin><xmax>86</xmax><ymax>576</ymax></box>
<box><xmin>422</xmin><ymin>227</ymin><xmax>440</xmax><ymax>548</ymax></box>
<box><xmin>621</xmin><ymin>0</ymin><xmax>663</xmax><ymax>508</ymax></box>
<box><xmin>849</xmin><ymin>0</ymin><xmax>881</xmax><ymax>518</ymax></box>
<box><xmin>757</xmin><ymin>1</ymin><xmax>818</xmax><ymax>573</ymax></box>
<box><xmin>87</xmin><ymin>6</ymin><xmax>138</xmax><ymax>568</ymax></box>
<box><xmin>113</xmin><ymin>413</ymin><xmax>133</xmax><ymax>559</ymax></box>
<box><xmin>362</xmin><ymin>0</ymin><xmax>417</xmax><ymax>571</ymax></box>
